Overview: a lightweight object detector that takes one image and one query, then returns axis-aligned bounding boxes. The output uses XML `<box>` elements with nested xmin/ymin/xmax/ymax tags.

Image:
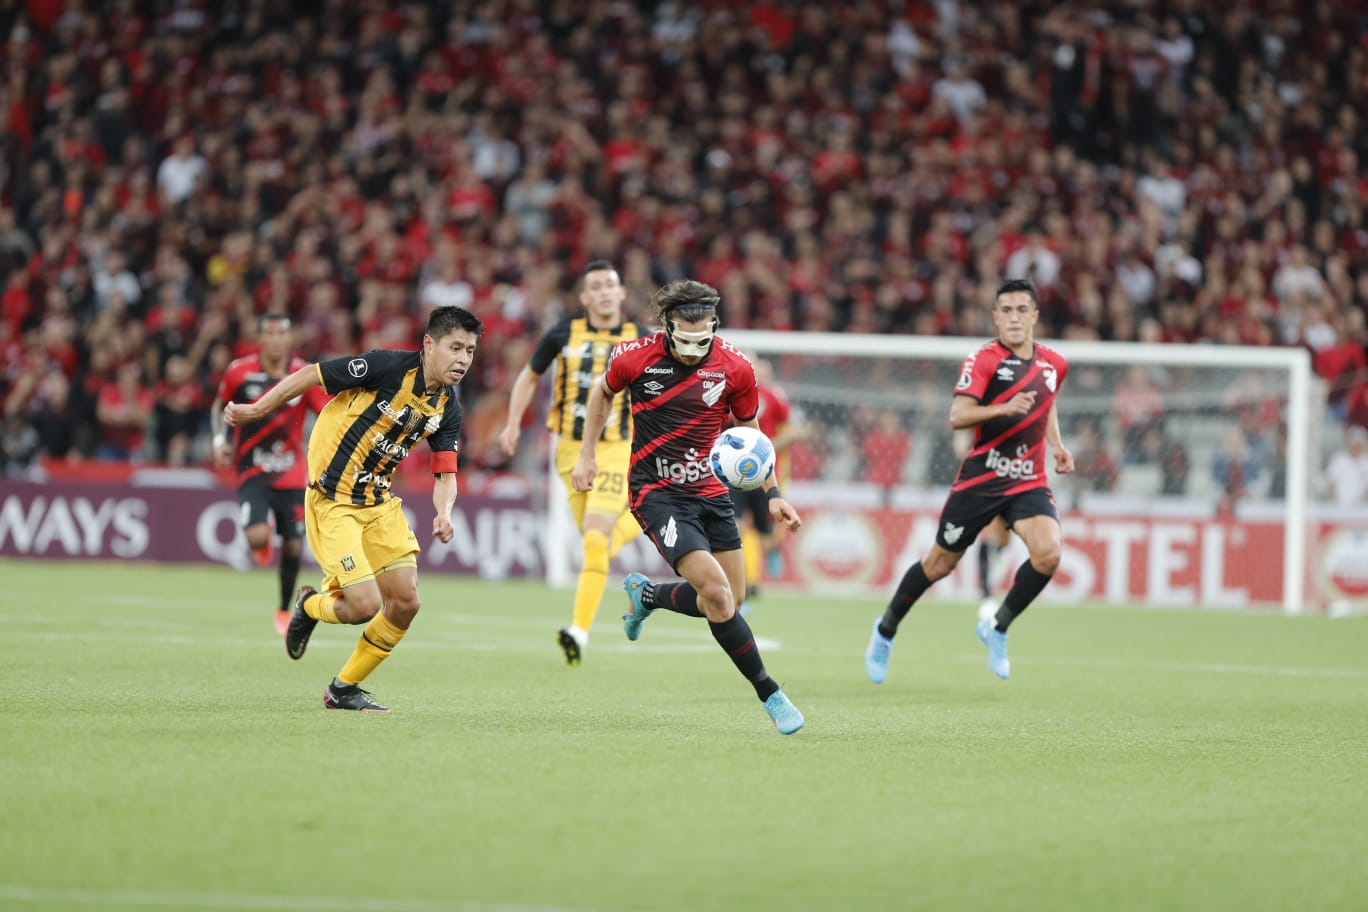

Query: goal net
<box><xmin>545</xmin><ymin>330</ymin><xmax>1321</xmax><ymax>614</ymax></box>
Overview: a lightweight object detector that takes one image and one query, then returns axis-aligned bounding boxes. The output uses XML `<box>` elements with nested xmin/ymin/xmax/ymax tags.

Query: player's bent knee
<box><xmin>697</xmin><ymin>580</ymin><xmax>735</xmax><ymax>619</ymax></box>
<box><xmin>243</xmin><ymin>526</ymin><xmax>270</xmax><ymax>549</ymax></box>
<box><xmin>1032</xmin><ymin>547</ymin><xmax>1062</xmax><ymax>575</ymax></box>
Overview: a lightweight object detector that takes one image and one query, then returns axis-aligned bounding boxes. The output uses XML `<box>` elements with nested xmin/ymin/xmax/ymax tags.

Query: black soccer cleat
<box><xmin>323</xmin><ymin>681</ymin><xmax>390</xmax><ymax>712</ymax></box>
<box><xmin>557</xmin><ymin>628</ymin><xmax>582</xmax><ymax>666</ymax></box>
<box><xmin>285</xmin><ymin>585</ymin><xmax>319</xmax><ymax>661</ymax></box>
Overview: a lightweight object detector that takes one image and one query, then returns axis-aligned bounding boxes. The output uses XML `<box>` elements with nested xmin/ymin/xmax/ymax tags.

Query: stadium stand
<box><xmin>0</xmin><ymin>0</ymin><xmax>1362</xmax><ymax>491</ymax></box>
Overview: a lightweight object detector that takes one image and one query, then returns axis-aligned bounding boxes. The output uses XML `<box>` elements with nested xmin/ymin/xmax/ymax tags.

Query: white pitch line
<box><xmin>0</xmin><ymin>884</ymin><xmax>601</xmax><ymax>912</ymax></box>
<box><xmin>6</xmin><ymin>610</ymin><xmax>1361</xmax><ymax>679</ymax></box>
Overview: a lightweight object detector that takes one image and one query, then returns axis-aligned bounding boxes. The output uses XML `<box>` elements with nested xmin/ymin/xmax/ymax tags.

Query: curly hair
<box><xmin>650</xmin><ymin>279</ymin><xmax>721</xmax><ymax>324</ymax></box>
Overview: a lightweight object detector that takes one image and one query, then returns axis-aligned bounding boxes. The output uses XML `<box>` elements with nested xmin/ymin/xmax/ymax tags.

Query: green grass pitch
<box><xmin>4</xmin><ymin>558</ymin><xmax>1366</xmax><ymax>912</ymax></box>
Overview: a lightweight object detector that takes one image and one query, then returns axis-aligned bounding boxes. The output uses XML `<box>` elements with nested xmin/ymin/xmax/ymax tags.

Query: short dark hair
<box><xmin>259</xmin><ymin>312</ymin><xmax>291</xmax><ymax>329</ymax></box>
<box><xmin>995</xmin><ymin>278</ymin><xmax>1038</xmax><ymax>307</ymax></box>
<box><xmin>651</xmin><ymin>279</ymin><xmax>720</xmax><ymax>324</ymax></box>
<box><xmin>582</xmin><ymin>259</ymin><xmax>617</xmax><ymax>277</ymax></box>
<box><xmin>425</xmin><ymin>305</ymin><xmax>483</xmax><ymax>340</ymax></box>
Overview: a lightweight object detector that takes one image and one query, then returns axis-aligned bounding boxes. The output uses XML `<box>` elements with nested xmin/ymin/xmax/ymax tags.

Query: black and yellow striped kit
<box><xmin>527</xmin><ymin>313</ymin><xmax>639</xmax><ymax>441</ymax></box>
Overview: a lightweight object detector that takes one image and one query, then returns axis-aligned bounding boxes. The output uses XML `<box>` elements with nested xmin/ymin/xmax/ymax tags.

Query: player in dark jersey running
<box><xmin>865</xmin><ymin>278</ymin><xmax>1074</xmax><ymax>683</ymax></box>
<box><xmin>211</xmin><ymin>313</ymin><xmax>331</xmax><ymax>635</ymax></box>
<box><xmin>225</xmin><ymin>306</ymin><xmax>482</xmax><ymax>712</ymax></box>
<box><xmin>571</xmin><ymin>279</ymin><xmax>806</xmax><ymax>734</ymax></box>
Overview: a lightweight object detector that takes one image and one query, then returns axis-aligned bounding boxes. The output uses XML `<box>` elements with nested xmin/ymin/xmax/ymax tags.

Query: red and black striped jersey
<box><xmin>604</xmin><ymin>332</ymin><xmax>758</xmax><ymax>508</ymax></box>
<box><xmin>951</xmin><ymin>339</ymin><xmax>1069</xmax><ymax>497</ymax></box>
<box><xmin>216</xmin><ymin>355</ymin><xmax>330</xmax><ymax>489</ymax></box>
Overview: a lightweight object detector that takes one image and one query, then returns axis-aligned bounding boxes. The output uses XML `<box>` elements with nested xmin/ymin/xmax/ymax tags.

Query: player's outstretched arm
<box><xmin>948</xmin><ymin>391</ymin><xmax>1035</xmax><ymax>430</ymax></box>
<box><xmin>1046</xmin><ymin>401</ymin><xmax>1074</xmax><ymax>474</ymax></box>
<box><xmin>431</xmin><ymin>473</ymin><xmax>457</xmax><ymax>543</ymax></box>
<box><xmin>738</xmin><ymin>416</ymin><xmax>802</xmax><ymax>533</ymax></box>
<box><xmin>571</xmin><ymin>376</ymin><xmax>613</xmax><ymax>492</ymax></box>
<box><xmin>208</xmin><ymin>398</ymin><xmax>232</xmax><ymax>468</ymax></box>
<box><xmin>496</xmin><ymin>365</ymin><xmax>541</xmax><ymax>458</ymax></box>
<box><xmin>224</xmin><ymin>365</ymin><xmax>321</xmax><ymax>427</ymax></box>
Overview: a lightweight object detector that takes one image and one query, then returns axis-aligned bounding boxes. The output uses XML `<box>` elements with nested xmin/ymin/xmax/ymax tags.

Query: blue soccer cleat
<box><xmin>763</xmin><ymin>689</ymin><xmax>804</xmax><ymax>734</ymax></box>
<box><xmin>976</xmin><ymin>617</ymin><xmax>1011</xmax><ymax>680</ymax></box>
<box><xmin>865</xmin><ymin>618</ymin><xmax>893</xmax><ymax>684</ymax></box>
<box><xmin>622</xmin><ymin>573</ymin><xmax>655</xmax><ymax>641</ymax></box>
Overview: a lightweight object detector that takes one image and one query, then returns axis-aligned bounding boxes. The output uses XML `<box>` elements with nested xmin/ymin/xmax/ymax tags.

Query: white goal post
<box><xmin>545</xmin><ymin>330</ymin><xmax>1319</xmax><ymax>615</ymax></box>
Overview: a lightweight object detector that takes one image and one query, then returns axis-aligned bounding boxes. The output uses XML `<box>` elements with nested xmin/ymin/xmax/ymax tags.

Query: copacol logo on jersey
<box><xmin>654</xmin><ymin>447</ymin><xmax>712</xmax><ymax>484</ymax></box>
<box><xmin>985</xmin><ymin>446</ymin><xmax>1035</xmax><ymax>480</ymax></box>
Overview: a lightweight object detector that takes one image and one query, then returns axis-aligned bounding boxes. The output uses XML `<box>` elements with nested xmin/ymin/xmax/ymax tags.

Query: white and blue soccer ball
<box><xmin>709</xmin><ymin>426</ymin><xmax>776</xmax><ymax>491</ymax></box>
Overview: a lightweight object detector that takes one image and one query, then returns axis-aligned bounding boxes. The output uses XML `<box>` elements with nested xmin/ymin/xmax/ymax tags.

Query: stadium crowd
<box><xmin>0</xmin><ymin>0</ymin><xmax>1362</xmax><ymax>498</ymax></box>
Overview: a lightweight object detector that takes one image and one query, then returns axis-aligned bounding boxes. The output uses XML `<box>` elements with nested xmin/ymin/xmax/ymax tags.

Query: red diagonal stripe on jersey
<box><xmin>630</xmin><ymin>477</ymin><xmax>678</xmax><ymax>509</ymax></box>
<box><xmin>997</xmin><ymin>476</ymin><xmax>1051</xmax><ymax>498</ymax></box>
<box><xmin>630</xmin><ymin>407</ymin><xmax>714</xmax><ymax>462</ymax></box>
<box><xmin>951</xmin><ymin>466</ymin><xmax>1007</xmax><ymax>493</ymax></box>
<box><xmin>631</xmin><ymin>374</ymin><xmax>702</xmax><ymax>414</ymax></box>
<box><xmin>968</xmin><ymin>408</ymin><xmax>1050</xmax><ymax>459</ymax></box>
<box><xmin>236</xmin><ymin>409</ymin><xmax>297</xmax><ymax>457</ymax></box>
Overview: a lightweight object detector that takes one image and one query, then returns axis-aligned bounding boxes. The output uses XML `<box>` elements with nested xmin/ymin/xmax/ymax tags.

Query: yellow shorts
<box><xmin>555</xmin><ymin>438</ymin><xmax>632</xmax><ymax>526</ymax></box>
<box><xmin>305</xmin><ymin>488</ymin><xmax>420</xmax><ymax>592</ymax></box>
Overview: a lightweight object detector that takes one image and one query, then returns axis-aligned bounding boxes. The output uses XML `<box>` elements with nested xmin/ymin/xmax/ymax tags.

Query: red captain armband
<box><xmin>431</xmin><ymin>451</ymin><xmax>458</xmax><ymax>476</ymax></box>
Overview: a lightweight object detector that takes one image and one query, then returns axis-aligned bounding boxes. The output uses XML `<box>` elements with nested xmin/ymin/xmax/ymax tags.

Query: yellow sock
<box><xmin>608</xmin><ymin>510</ymin><xmax>641</xmax><ymax>559</ymax></box>
<box><xmin>304</xmin><ymin>591</ymin><xmax>340</xmax><ymax>624</ymax></box>
<box><xmin>572</xmin><ymin>529</ymin><xmax>611</xmax><ymax>633</ymax></box>
<box><xmin>741</xmin><ymin>527</ymin><xmax>763</xmax><ymax>586</ymax></box>
<box><xmin>337</xmin><ymin>611</ymin><xmax>407</xmax><ymax>685</ymax></box>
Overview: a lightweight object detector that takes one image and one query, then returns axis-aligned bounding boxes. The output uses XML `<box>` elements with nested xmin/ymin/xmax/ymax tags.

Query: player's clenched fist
<box><xmin>1001</xmin><ymin>390</ymin><xmax>1036</xmax><ymax>416</ymax></box>
<box><xmin>223</xmin><ymin>401</ymin><xmax>259</xmax><ymax>426</ymax></box>
<box><xmin>571</xmin><ymin>456</ymin><xmax>597</xmax><ymax>492</ymax></box>
<box><xmin>433</xmin><ymin>515</ymin><xmax>454</xmax><ymax>543</ymax></box>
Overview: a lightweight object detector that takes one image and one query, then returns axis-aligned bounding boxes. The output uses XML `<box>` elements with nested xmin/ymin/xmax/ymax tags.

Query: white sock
<box><xmin>568</xmin><ymin>626</ymin><xmax>589</xmax><ymax>647</ymax></box>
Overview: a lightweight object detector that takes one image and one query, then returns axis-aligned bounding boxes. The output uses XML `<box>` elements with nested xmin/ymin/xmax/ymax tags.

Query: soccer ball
<box><xmin>709</xmin><ymin>426</ymin><xmax>776</xmax><ymax>491</ymax></box>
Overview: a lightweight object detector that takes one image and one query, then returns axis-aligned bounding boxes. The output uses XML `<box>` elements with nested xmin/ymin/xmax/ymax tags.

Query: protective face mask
<box><xmin>670</xmin><ymin>327</ymin><xmax>715</xmax><ymax>358</ymax></box>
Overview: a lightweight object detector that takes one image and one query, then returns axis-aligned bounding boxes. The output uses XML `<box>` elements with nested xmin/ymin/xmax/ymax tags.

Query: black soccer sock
<box><xmin>279</xmin><ymin>545</ymin><xmax>301</xmax><ymax>613</ymax></box>
<box><xmin>878</xmin><ymin>561</ymin><xmax>933</xmax><ymax>639</ymax></box>
<box><xmin>649</xmin><ymin>582</ymin><xmax>705</xmax><ymax>617</ymax></box>
<box><xmin>994</xmin><ymin>560</ymin><xmax>1053</xmax><ymax>632</ymax></box>
<box><xmin>709</xmin><ymin>613</ymin><xmax>779</xmax><ymax>701</ymax></box>
<box><xmin>978</xmin><ymin>542</ymin><xmax>997</xmax><ymax>599</ymax></box>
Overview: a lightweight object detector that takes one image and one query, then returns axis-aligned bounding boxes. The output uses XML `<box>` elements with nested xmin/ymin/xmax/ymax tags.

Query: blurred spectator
<box><xmin>156</xmin><ymin>134</ymin><xmax>208</xmax><ymax>206</ymax></box>
<box><xmin>94</xmin><ymin>361</ymin><xmax>152</xmax><ymax>461</ymax></box>
<box><xmin>1070</xmin><ymin>422</ymin><xmax>1120</xmax><ymax>493</ymax></box>
<box><xmin>1113</xmin><ymin>365</ymin><xmax>1166</xmax><ymax>460</ymax></box>
<box><xmin>1326</xmin><ymin>425</ymin><xmax>1368</xmax><ymax>508</ymax></box>
<box><xmin>1212</xmin><ymin>427</ymin><xmax>1263</xmax><ymax>503</ymax></box>
<box><xmin>0</xmin><ymin>0</ymin><xmax>1362</xmax><ymax>488</ymax></box>
<box><xmin>153</xmin><ymin>354</ymin><xmax>205</xmax><ymax>465</ymax></box>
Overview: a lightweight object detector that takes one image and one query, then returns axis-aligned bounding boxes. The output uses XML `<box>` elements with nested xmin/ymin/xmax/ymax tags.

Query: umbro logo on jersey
<box><xmin>661</xmin><ymin>516</ymin><xmax>678</xmax><ymax>548</ymax></box>
<box><xmin>943</xmin><ymin>523</ymin><xmax>963</xmax><ymax>545</ymax></box>
<box><xmin>643</xmin><ymin>380</ymin><xmax>664</xmax><ymax>394</ymax></box>
<box><xmin>702</xmin><ymin>380</ymin><xmax>726</xmax><ymax>406</ymax></box>
<box><xmin>996</xmin><ymin>367</ymin><xmax>1014</xmax><ymax>381</ymax></box>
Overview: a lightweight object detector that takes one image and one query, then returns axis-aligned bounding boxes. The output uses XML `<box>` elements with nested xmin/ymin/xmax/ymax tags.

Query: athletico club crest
<box><xmin>1042</xmin><ymin>365</ymin><xmax>1057</xmax><ymax>392</ymax></box>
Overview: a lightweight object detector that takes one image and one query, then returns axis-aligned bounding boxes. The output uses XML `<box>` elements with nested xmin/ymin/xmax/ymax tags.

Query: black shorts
<box><xmin>728</xmin><ymin>486</ymin><xmax>774</xmax><ymax>535</ymax></box>
<box><xmin>934</xmin><ymin>487</ymin><xmax>1059</xmax><ymax>552</ymax></box>
<box><xmin>632</xmin><ymin>492</ymin><xmax>743</xmax><ymax>571</ymax></box>
<box><xmin>237</xmin><ymin>482</ymin><xmax>305</xmax><ymax>540</ymax></box>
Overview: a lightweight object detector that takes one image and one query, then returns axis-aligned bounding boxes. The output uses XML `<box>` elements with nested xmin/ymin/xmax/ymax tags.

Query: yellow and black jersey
<box><xmin>528</xmin><ymin>312</ymin><xmax>639</xmax><ymax>442</ymax></box>
<box><xmin>308</xmin><ymin>350</ymin><xmax>461</xmax><ymax>505</ymax></box>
